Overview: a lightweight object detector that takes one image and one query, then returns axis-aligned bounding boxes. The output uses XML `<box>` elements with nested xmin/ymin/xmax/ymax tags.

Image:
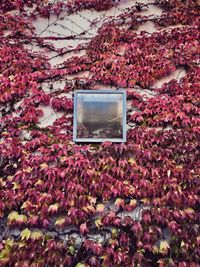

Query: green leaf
<box><xmin>31</xmin><ymin>231</ymin><xmax>43</xmax><ymax>241</ymax></box>
<box><xmin>7</xmin><ymin>211</ymin><xmax>27</xmax><ymax>224</ymax></box>
<box><xmin>8</xmin><ymin>211</ymin><xmax>18</xmax><ymax>221</ymax></box>
<box><xmin>0</xmin><ymin>239</ymin><xmax>13</xmax><ymax>260</ymax></box>
<box><xmin>68</xmin><ymin>246</ymin><xmax>75</xmax><ymax>254</ymax></box>
<box><xmin>112</xmin><ymin>228</ymin><xmax>118</xmax><ymax>237</ymax></box>
<box><xmin>20</xmin><ymin>228</ymin><xmax>31</xmax><ymax>241</ymax></box>
<box><xmin>0</xmin><ymin>249</ymin><xmax>9</xmax><ymax>260</ymax></box>
<box><xmin>4</xmin><ymin>239</ymin><xmax>14</xmax><ymax>250</ymax></box>
<box><xmin>75</xmin><ymin>263</ymin><xmax>85</xmax><ymax>267</ymax></box>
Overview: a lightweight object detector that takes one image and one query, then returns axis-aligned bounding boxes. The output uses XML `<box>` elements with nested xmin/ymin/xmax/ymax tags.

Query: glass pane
<box><xmin>77</xmin><ymin>93</ymin><xmax>123</xmax><ymax>139</ymax></box>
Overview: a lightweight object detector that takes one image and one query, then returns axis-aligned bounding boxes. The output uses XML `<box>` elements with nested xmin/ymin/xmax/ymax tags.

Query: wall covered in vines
<box><xmin>0</xmin><ymin>0</ymin><xmax>199</xmax><ymax>266</ymax></box>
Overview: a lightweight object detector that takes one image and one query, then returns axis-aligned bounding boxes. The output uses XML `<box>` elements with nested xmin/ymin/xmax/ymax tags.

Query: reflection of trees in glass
<box><xmin>98</xmin><ymin>121</ymin><xmax>123</xmax><ymax>138</ymax></box>
<box><xmin>77</xmin><ymin>124</ymin><xmax>90</xmax><ymax>138</ymax></box>
<box><xmin>77</xmin><ymin>120</ymin><xmax>122</xmax><ymax>138</ymax></box>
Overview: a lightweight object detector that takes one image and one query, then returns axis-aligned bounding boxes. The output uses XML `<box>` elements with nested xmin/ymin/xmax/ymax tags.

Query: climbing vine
<box><xmin>0</xmin><ymin>0</ymin><xmax>199</xmax><ymax>266</ymax></box>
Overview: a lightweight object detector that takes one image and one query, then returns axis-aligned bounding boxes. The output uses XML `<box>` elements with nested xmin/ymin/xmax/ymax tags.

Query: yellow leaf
<box><xmin>7</xmin><ymin>176</ymin><xmax>14</xmax><ymax>181</ymax></box>
<box><xmin>95</xmin><ymin>218</ymin><xmax>102</xmax><ymax>229</ymax></box>
<box><xmin>176</xmin><ymin>165</ymin><xmax>183</xmax><ymax>169</ymax></box>
<box><xmin>181</xmin><ymin>241</ymin><xmax>185</xmax><ymax>247</ymax></box>
<box><xmin>178</xmin><ymin>185</ymin><xmax>182</xmax><ymax>193</ymax></box>
<box><xmin>128</xmin><ymin>158</ymin><xmax>136</xmax><ymax>165</ymax></box>
<box><xmin>4</xmin><ymin>239</ymin><xmax>14</xmax><ymax>250</ymax></box>
<box><xmin>18</xmin><ymin>242</ymin><xmax>26</xmax><ymax>248</ymax></box>
<box><xmin>128</xmin><ymin>185</ymin><xmax>135</xmax><ymax>195</ymax></box>
<box><xmin>60</xmin><ymin>156</ymin><xmax>67</xmax><ymax>163</ymax></box>
<box><xmin>141</xmin><ymin>198</ymin><xmax>150</xmax><ymax>205</ymax></box>
<box><xmin>20</xmin><ymin>228</ymin><xmax>31</xmax><ymax>241</ymax></box>
<box><xmin>1</xmin><ymin>132</ymin><xmax>9</xmax><ymax>136</ymax></box>
<box><xmin>109</xmin><ymin>239</ymin><xmax>118</xmax><ymax>246</ymax></box>
<box><xmin>129</xmin><ymin>199</ymin><xmax>137</xmax><ymax>206</ymax></box>
<box><xmin>82</xmin><ymin>205</ymin><xmax>95</xmax><ymax>213</ymax></box>
<box><xmin>55</xmin><ymin>217</ymin><xmax>65</xmax><ymax>227</ymax></box>
<box><xmin>75</xmin><ymin>263</ymin><xmax>85</xmax><ymax>267</ymax></box>
<box><xmin>112</xmin><ymin>228</ymin><xmax>118</xmax><ymax>237</ymax></box>
<box><xmin>0</xmin><ymin>178</ymin><xmax>6</xmax><ymax>187</ymax></box>
<box><xmin>115</xmin><ymin>198</ymin><xmax>124</xmax><ymax>207</ymax></box>
<box><xmin>23</xmin><ymin>166</ymin><xmax>32</xmax><ymax>173</ymax></box>
<box><xmin>88</xmin><ymin>196</ymin><xmax>96</xmax><ymax>205</ymax></box>
<box><xmin>96</xmin><ymin>204</ymin><xmax>105</xmax><ymax>213</ymax></box>
<box><xmin>21</xmin><ymin>200</ymin><xmax>31</xmax><ymax>209</ymax></box>
<box><xmin>12</xmin><ymin>182</ymin><xmax>19</xmax><ymax>190</ymax></box>
<box><xmin>152</xmin><ymin>245</ymin><xmax>159</xmax><ymax>254</ymax></box>
<box><xmin>35</xmin><ymin>179</ymin><xmax>44</xmax><ymax>186</ymax></box>
<box><xmin>159</xmin><ymin>240</ymin><xmax>170</xmax><ymax>254</ymax></box>
<box><xmin>40</xmin><ymin>163</ymin><xmax>48</xmax><ymax>169</ymax></box>
<box><xmin>31</xmin><ymin>231</ymin><xmax>43</xmax><ymax>241</ymax></box>
<box><xmin>48</xmin><ymin>203</ymin><xmax>59</xmax><ymax>213</ymax></box>
<box><xmin>8</xmin><ymin>211</ymin><xmax>18</xmax><ymax>222</ymax></box>
<box><xmin>184</xmin><ymin>208</ymin><xmax>195</xmax><ymax>213</ymax></box>
<box><xmin>9</xmin><ymin>75</ymin><xmax>14</xmax><ymax>81</ymax></box>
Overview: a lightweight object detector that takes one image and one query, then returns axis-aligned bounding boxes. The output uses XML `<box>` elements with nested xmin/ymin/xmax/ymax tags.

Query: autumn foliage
<box><xmin>0</xmin><ymin>0</ymin><xmax>199</xmax><ymax>266</ymax></box>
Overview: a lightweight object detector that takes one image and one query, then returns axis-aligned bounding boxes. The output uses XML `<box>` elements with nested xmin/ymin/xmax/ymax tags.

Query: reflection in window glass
<box><xmin>76</xmin><ymin>93</ymin><xmax>124</xmax><ymax>139</ymax></box>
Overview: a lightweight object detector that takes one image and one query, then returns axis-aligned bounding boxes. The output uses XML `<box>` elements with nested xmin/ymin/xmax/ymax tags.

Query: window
<box><xmin>73</xmin><ymin>90</ymin><xmax>126</xmax><ymax>142</ymax></box>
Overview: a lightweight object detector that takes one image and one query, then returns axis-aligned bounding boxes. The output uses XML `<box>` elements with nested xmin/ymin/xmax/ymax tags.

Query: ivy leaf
<box><xmin>128</xmin><ymin>158</ymin><xmax>136</xmax><ymax>165</ymax></box>
<box><xmin>96</xmin><ymin>204</ymin><xmax>105</xmax><ymax>213</ymax></box>
<box><xmin>31</xmin><ymin>231</ymin><xmax>43</xmax><ymax>241</ymax></box>
<box><xmin>40</xmin><ymin>162</ymin><xmax>48</xmax><ymax>169</ymax></box>
<box><xmin>95</xmin><ymin>218</ymin><xmax>102</xmax><ymax>229</ymax></box>
<box><xmin>75</xmin><ymin>263</ymin><xmax>85</xmax><ymax>267</ymax></box>
<box><xmin>184</xmin><ymin>208</ymin><xmax>194</xmax><ymax>214</ymax></box>
<box><xmin>12</xmin><ymin>182</ymin><xmax>19</xmax><ymax>190</ymax></box>
<box><xmin>7</xmin><ymin>211</ymin><xmax>27</xmax><ymax>225</ymax></box>
<box><xmin>23</xmin><ymin>166</ymin><xmax>32</xmax><ymax>173</ymax></box>
<box><xmin>55</xmin><ymin>217</ymin><xmax>65</xmax><ymax>228</ymax></box>
<box><xmin>115</xmin><ymin>198</ymin><xmax>125</xmax><ymax>208</ymax></box>
<box><xmin>0</xmin><ymin>239</ymin><xmax>13</xmax><ymax>260</ymax></box>
<box><xmin>48</xmin><ymin>203</ymin><xmax>59</xmax><ymax>214</ymax></box>
<box><xmin>80</xmin><ymin>223</ymin><xmax>89</xmax><ymax>235</ymax></box>
<box><xmin>129</xmin><ymin>199</ymin><xmax>137</xmax><ymax>207</ymax></box>
<box><xmin>20</xmin><ymin>228</ymin><xmax>31</xmax><ymax>241</ymax></box>
<box><xmin>35</xmin><ymin>179</ymin><xmax>44</xmax><ymax>186</ymax></box>
<box><xmin>159</xmin><ymin>240</ymin><xmax>170</xmax><ymax>254</ymax></box>
<box><xmin>68</xmin><ymin>245</ymin><xmax>75</xmax><ymax>254</ymax></box>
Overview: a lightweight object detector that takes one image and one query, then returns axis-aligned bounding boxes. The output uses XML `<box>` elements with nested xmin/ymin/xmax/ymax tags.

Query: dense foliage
<box><xmin>0</xmin><ymin>0</ymin><xmax>199</xmax><ymax>266</ymax></box>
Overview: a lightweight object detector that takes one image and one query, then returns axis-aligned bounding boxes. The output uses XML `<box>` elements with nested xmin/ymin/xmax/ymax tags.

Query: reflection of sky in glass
<box><xmin>78</xmin><ymin>93</ymin><xmax>122</xmax><ymax>102</ymax></box>
<box><xmin>77</xmin><ymin>93</ymin><xmax>123</xmax><ymax>124</ymax></box>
